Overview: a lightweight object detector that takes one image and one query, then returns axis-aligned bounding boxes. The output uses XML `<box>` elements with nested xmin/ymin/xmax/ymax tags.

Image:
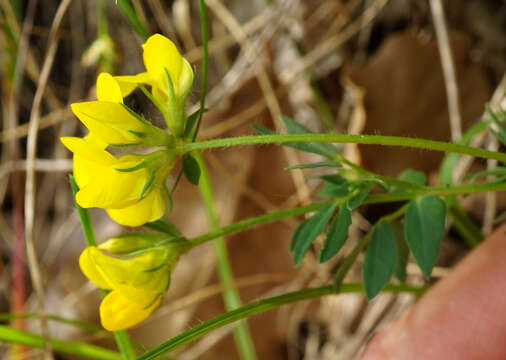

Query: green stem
<box><xmin>192</xmin><ymin>0</ymin><xmax>209</xmax><ymax>141</ymax></box>
<box><xmin>195</xmin><ymin>151</ymin><xmax>257</xmax><ymax>360</ymax></box>
<box><xmin>0</xmin><ymin>325</ymin><xmax>121</xmax><ymax>360</ymax></box>
<box><xmin>187</xmin><ymin>180</ymin><xmax>506</xmax><ymax>249</ymax></box>
<box><xmin>447</xmin><ymin>202</ymin><xmax>483</xmax><ymax>247</ymax></box>
<box><xmin>137</xmin><ymin>283</ymin><xmax>425</xmax><ymax>360</ymax></box>
<box><xmin>69</xmin><ymin>176</ymin><xmax>136</xmax><ymax>360</ymax></box>
<box><xmin>0</xmin><ymin>312</ymin><xmax>104</xmax><ymax>334</ymax></box>
<box><xmin>115</xmin><ymin>0</ymin><xmax>149</xmax><ymax>40</ymax></box>
<box><xmin>97</xmin><ymin>0</ymin><xmax>109</xmax><ymax>37</ymax></box>
<box><xmin>177</xmin><ymin>134</ymin><xmax>506</xmax><ymax>162</ymax></box>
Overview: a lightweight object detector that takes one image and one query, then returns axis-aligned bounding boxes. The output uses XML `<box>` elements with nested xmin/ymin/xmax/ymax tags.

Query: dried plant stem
<box><xmin>430</xmin><ymin>0</ymin><xmax>462</xmax><ymax>142</ymax></box>
<box><xmin>24</xmin><ymin>1</ymin><xmax>72</xmax><ymax>358</ymax></box>
<box><xmin>207</xmin><ymin>0</ymin><xmax>311</xmax><ymax>205</ymax></box>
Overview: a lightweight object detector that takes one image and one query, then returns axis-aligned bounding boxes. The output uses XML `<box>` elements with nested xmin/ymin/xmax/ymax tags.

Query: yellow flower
<box><xmin>61</xmin><ymin>136</ymin><xmax>175</xmax><ymax>226</ymax></box>
<box><xmin>71</xmin><ymin>72</ymin><xmax>171</xmax><ymax>147</ymax></box>
<box><xmin>80</xmin><ymin>236</ymin><xmax>188</xmax><ymax>330</ymax></box>
<box><xmin>114</xmin><ymin>34</ymin><xmax>194</xmax><ymax>137</ymax></box>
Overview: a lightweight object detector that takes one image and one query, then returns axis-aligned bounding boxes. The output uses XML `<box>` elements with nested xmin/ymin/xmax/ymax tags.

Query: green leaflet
<box><xmin>144</xmin><ymin>218</ymin><xmax>183</xmax><ymax>238</ymax></box>
<box><xmin>404</xmin><ymin>195</ymin><xmax>446</xmax><ymax>278</ymax></box>
<box><xmin>291</xmin><ymin>202</ymin><xmax>338</xmax><ymax>265</ymax></box>
<box><xmin>391</xmin><ymin>221</ymin><xmax>409</xmax><ymax>283</ymax></box>
<box><xmin>398</xmin><ymin>169</ymin><xmax>427</xmax><ymax>186</ymax></box>
<box><xmin>362</xmin><ymin>221</ymin><xmax>397</xmax><ymax>299</ymax></box>
<box><xmin>346</xmin><ymin>183</ymin><xmax>372</xmax><ymax>210</ymax></box>
<box><xmin>252</xmin><ymin>115</ymin><xmax>338</xmax><ymax>159</ymax></box>
<box><xmin>319</xmin><ymin>204</ymin><xmax>352</xmax><ymax>263</ymax></box>
<box><xmin>285</xmin><ymin>161</ymin><xmax>341</xmax><ymax>170</ymax></box>
<box><xmin>182</xmin><ymin>153</ymin><xmax>201</xmax><ymax>185</ymax></box>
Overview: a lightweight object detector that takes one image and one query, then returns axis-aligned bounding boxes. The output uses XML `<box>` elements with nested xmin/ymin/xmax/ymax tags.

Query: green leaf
<box><xmin>486</xmin><ymin>104</ymin><xmax>506</xmax><ymax>146</ymax></box>
<box><xmin>468</xmin><ymin>167</ymin><xmax>506</xmax><ymax>183</ymax></box>
<box><xmin>362</xmin><ymin>221</ymin><xmax>397</xmax><ymax>299</ymax></box>
<box><xmin>184</xmin><ymin>109</ymin><xmax>201</xmax><ymax>139</ymax></box>
<box><xmin>139</xmin><ymin>172</ymin><xmax>155</xmax><ymax>199</ymax></box>
<box><xmin>281</xmin><ymin>115</ymin><xmax>338</xmax><ymax>158</ymax></box>
<box><xmin>252</xmin><ymin>120</ymin><xmax>337</xmax><ymax>159</ymax></box>
<box><xmin>346</xmin><ymin>184</ymin><xmax>372</xmax><ymax>210</ymax></box>
<box><xmin>284</xmin><ymin>161</ymin><xmax>341</xmax><ymax>170</ymax></box>
<box><xmin>115</xmin><ymin>160</ymin><xmax>148</xmax><ymax>173</ymax></box>
<box><xmin>404</xmin><ymin>196</ymin><xmax>446</xmax><ymax>278</ymax></box>
<box><xmin>317</xmin><ymin>183</ymin><xmax>349</xmax><ymax>198</ymax></box>
<box><xmin>291</xmin><ymin>202</ymin><xmax>338</xmax><ymax>265</ymax></box>
<box><xmin>320</xmin><ymin>174</ymin><xmax>347</xmax><ymax>185</ymax></box>
<box><xmin>391</xmin><ymin>221</ymin><xmax>409</xmax><ymax>283</ymax></box>
<box><xmin>319</xmin><ymin>205</ymin><xmax>352</xmax><ymax>263</ymax></box>
<box><xmin>182</xmin><ymin>154</ymin><xmax>201</xmax><ymax>185</ymax></box>
<box><xmin>398</xmin><ymin>169</ymin><xmax>427</xmax><ymax>186</ymax></box>
<box><xmin>439</xmin><ymin>121</ymin><xmax>489</xmax><ymax>186</ymax></box>
<box><xmin>144</xmin><ymin>218</ymin><xmax>182</xmax><ymax>238</ymax></box>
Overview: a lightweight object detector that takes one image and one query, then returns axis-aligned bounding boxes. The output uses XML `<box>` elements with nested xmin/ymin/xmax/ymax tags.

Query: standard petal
<box><xmin>114</xmin><ymin>72</ymin><xmax>153</xmax><ymax>97</ymax></box>
<box><xmin>79</xmin><ymin>247</ymin><xmax>112</xmax><ymax>290</ymax></box>
<box><xmin>106</xmin><ymin>187</ymin><xmax>165</xmax><ymax>227</ymax></box>
<box><xmin>142</xmin><ymin>34</ymin><xmax>182</xmax><ymax>94</ymax></box>
<box><xmin>96</xmin><ymin>73</ymin><xmax>123</xmax><ymax>103</ymax></box>
<box><xmin>70</xmin><ymin>101</ymin><xmax>144</xmax><ymax>145</ymax></box>
<box><xmin>99</xmin><ymin>290</ymin><xmax>161</xmax><ymax>331</ymax></box>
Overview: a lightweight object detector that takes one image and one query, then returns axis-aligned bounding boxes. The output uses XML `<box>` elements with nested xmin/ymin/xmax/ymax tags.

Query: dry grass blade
<box><xmin>430</xmin><ymin>0</ymin><xmax>462</xmax><ymax>143</ymax></box>
<box><xmin>24</xmin><ymin>0</ymin><xmax>72</xmax><ymax>358</ymax></box>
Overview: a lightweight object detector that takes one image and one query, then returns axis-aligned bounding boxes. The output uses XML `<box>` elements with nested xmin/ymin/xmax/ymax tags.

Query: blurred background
<box><xmin>0</xmin><ymin>0</ymin><xmax>505</xmax><ymax>358</ymax></box>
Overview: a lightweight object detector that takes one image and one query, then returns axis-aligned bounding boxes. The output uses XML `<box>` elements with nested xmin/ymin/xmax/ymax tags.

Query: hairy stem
<box><xmin>177</xmin><ymin>134</ymin><xmax>506</xmax><ymax>162</ymax></box>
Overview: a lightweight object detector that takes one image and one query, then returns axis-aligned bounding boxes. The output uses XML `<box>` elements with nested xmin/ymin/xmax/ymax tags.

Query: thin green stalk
<box><xmin>187</xmin><ymin>180</ymin><xmax>506</xmax><ymax>249</ymax></box>
<box><xmin>177</xmin><ymin>134</ymin><xmax>506</xmax><ymax>162</ymax></box>
<box><xmin>447</xmin><ymin>202</ymin><xmax>483</xmax><ymax>248</ymax></box>
<box><xmin>192</xmin><ymin>0</ymin><xmax>209</xmax><ymax>141</ymax></box>
<box><xmin>69</xmin><ymin>176</ymin><xmax>136</xmax><ymax>360</ymax></box>
<box><xmin>194</xmin><ymin>151</ymin><xmax>257</xmax><ymax>360</ymax></box>
<box><xmin>137</xmin><ymin>283</ymin><xmax>425</xmax><ymax>360</ymax></box>
<box><xmin>0</xmin><ymin>312</ymin><xmax>104</xmax><ymax>334</ymax></box>
<box><xmin>116</xmin><ymin>0</ymin><xmax>149</xmax><ymax>40</ymax></box>
<box><xmin>189</xmin><ymin>202</ymin><xmax>325</xmax><ymax>247</ymax></box>
<box><xmin>0</xmin><ymin>325</ymin><xmax>121</xmax><ymax>360</ymax></box>
<box><xmin>96</xmin><ymin>0</ymin><xmax>109</xmax><ymax>37</ymax></box>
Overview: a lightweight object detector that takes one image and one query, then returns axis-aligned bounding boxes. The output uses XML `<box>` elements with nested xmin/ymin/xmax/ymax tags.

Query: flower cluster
<box><xmin>64</xmin><ymin>34</ymin><xmax>194</xmax><ymax>330</ymax></box>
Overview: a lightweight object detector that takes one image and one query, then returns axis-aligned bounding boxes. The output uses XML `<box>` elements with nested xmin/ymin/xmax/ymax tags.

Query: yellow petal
<box><xmin>178</xmin><ymin>58</ymin><xmax>194</xmax><ymax>97</ymax></box>
<box><xmin>70</xmin><ymin>101</ymin><xmax>144</xmax><ymax>145</ymax></box>
<box><xmin>114</xmin><ymin>72</ymin><xmax>153</xmax><ymax>97</ymax></box>
<box><xmin>61</xmin><ymin>137</ymin><xmax>116</xmax><ymax>165</ymax></box>
<box><xmin>84</xmin><ymin>133</ymin><xmax>108</xmax><ymax>150</ymax></box>
<box><xmin>88</xmin><ymin>246</ymin><xmax>171</xmax><ymax>302</ymax></box>
<box><xmin>79</xmin><ymin>247</ymin><xmax>111</xmax><ymax>290</ymax></box>
<box><xmin>143</xmin><ymin>34</ymin><xmax>182</xmax><ymax>95</ymax></box>
<box><xmin>100</xmin><ymin>290</ymin><xmax>161</xmax><ymax>331</ymax></box>
<box><xmin>71</xmin><ymin>135</ymin><xmax>108</xmax><ymax>187</ymax></box>
<box><xmin>106</xmin><ymin>187</ymin><xmax>165</xmax><ymax>227</ymax></box>
<box><xmin>96</xmin><ymin>73</ymin><xmax>123</xmax><ymax>103</ymax></box>
<box><xmin>75</xmin><ymin>166</ymin><xmax>146</xmax><ymax>209</ymax></box>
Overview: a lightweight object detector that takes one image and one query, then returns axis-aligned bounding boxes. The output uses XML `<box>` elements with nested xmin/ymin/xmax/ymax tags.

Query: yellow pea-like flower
<box><xmin>115</xmin><ymin>34</ymin><xmax>193</xmax><ymax>101</ymax></box>
<box><xmin>61</xmin><ymin>136</ymin><xmax>175</xmax><ymax>226</ymax></box>
<box><xmin>114</xmin><ymin>34</ymin><xmax>194</xmax><ymax>137</ymax></box>
<box><xmin>79</xmin><ymin>238</ymin><xmax>188</xmax><ymax>330</ymax></box>
<box><xmin>71</xmin><ymin>73</ymin><xmax>171</xmax><ymax>147</ymax></box>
